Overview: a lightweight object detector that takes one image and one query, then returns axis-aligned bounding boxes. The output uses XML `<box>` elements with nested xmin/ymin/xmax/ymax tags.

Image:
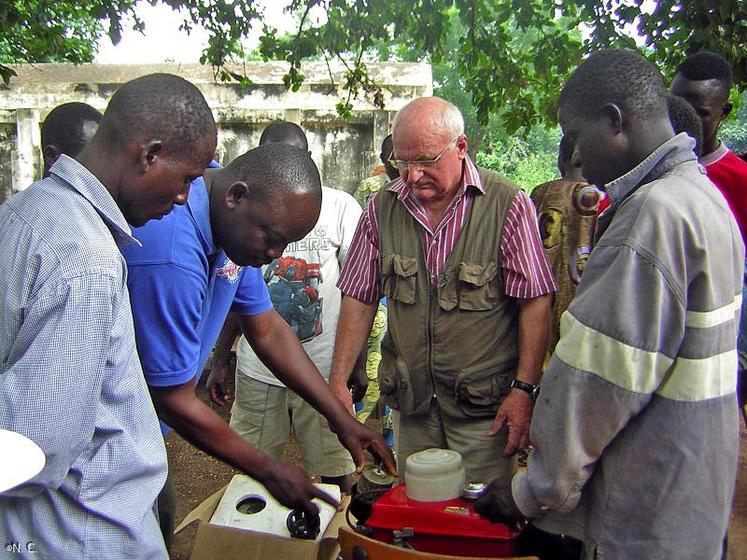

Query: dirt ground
<box><xmin>167</xmin><ymin>368</ymin><xmax>747</xmax><ymax>559</ymax></box>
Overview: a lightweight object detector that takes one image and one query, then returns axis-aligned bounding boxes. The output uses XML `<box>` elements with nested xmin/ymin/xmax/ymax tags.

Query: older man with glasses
<box><xmin>329</xmin><ymin>96</ymin><xmax>555</xmax><ymax>485</ymax></box>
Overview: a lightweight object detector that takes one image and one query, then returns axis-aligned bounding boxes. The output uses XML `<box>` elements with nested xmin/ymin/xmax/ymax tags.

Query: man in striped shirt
<box><xmin>329</xmin><ymin>97</ymin><xmax>554</xmax><ymax>484</ymax></box>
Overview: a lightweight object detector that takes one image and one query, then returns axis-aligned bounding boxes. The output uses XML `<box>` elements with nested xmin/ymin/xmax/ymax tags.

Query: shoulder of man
<box><xmin>322</xmin><ymin>185</ymin><xmax>357</xmax><ymax>203</ymax></box>
<box><xmin>476</xmin><ymin>165</ymin><xmax>522</xmax><ymax>195</ymax></box>
<box><xmin>725</xmin><ymin>149</ymin><xmax>747</xmax><ymax>173</ymax></box>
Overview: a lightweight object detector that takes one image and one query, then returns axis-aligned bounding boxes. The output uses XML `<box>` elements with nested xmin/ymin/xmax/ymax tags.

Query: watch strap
<box><xmin>510</xmin><ymin>379</ymin><xmax>539</xmax><ymax>399</ymax></box>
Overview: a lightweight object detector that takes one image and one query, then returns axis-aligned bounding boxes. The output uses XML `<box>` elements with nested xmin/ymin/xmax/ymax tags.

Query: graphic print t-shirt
<box><xmin>236</xmin><ymin>187</ymin><xmax>362</xmax><ymax>384</ymax></box>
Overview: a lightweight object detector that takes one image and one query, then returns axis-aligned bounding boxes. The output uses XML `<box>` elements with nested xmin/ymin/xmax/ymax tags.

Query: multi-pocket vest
<box><xmin>377</xmin><ymin>168</ymin><xmax>521</xmax><ymax>418</ymax></box>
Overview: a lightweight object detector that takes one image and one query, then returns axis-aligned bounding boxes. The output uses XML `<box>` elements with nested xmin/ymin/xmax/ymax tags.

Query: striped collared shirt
<box><xmin>338</xmin><ymin>156</ymin><xmax>556</xmax><ymax>303</ymax></box>
<box><xmin>0</xmin><ymin>155</ymin><xmax>168</xmax><ymax>559</ymax></box>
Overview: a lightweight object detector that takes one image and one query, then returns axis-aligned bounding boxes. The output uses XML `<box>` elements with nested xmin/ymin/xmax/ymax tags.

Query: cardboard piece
<box><xmin>176</xmin><ymin>485</ymin><xmax>350</xmax><ymax>560</ymax></box>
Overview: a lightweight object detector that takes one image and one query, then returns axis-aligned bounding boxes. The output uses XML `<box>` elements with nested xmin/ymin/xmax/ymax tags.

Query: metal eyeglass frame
<box><xmin>388</xmin><ymin>136</ymin><xmax>461</xmax><ymax>171</ymax></box>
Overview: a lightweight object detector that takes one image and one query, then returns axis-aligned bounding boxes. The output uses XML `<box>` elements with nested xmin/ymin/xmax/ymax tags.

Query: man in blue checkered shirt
<box><xmin>0</xmin><ymin>73</ymin><xmax>217</xmax><ymax>559</ymax></box>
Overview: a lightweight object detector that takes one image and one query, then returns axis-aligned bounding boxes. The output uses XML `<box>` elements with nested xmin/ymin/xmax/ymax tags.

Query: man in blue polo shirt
<box><xmin>122</xmin><ymin>143</ymin><xmax>395</xmax><ymax>547</ymax></box>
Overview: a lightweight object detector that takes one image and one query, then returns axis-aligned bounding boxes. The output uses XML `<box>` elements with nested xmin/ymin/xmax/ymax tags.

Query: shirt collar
<box><xmin>603</xmin><ymin>133</ymin><xmax>698</xmax><ymax>212</ymax></box>
<box><xmin>386</xmin><ymin>154</ymin><xmax>484</xmax><ymax>200</ymax></box>
<box><xmin>186</xmin><ymin>160</ymin><xmax>222</xmax><ymax>255</ymax></box>
<box><xmin>49</xmin><ymin>155</ymin><xmax>139</xmax><ymax>248</ymax></box>
<box><xmin>700</xmin><ymin>140</ymin><xmax>729</xmax><ymax>167</ymax></box>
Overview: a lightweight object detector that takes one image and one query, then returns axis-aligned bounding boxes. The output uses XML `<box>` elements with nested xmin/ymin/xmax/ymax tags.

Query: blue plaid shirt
<box><xmin>0</xmin><ymin>156</ymin><xmax>168</xmax><ymax>559</ymax></box>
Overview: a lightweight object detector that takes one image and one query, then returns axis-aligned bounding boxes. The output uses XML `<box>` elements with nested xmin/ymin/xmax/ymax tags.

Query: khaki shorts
<box><xmin>394</xmin><ymin>398</ymin><xmax>516</xmax><ymax>485</ymax></box>
<box><xmin>230</xmin><ymin>373</ymin><xmax>355</xmax><ymax>477</ymax></box>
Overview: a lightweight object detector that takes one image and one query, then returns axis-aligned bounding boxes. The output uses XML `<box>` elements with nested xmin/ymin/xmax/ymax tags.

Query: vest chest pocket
<box><xmin>455</xmin><ymin>262</ymin><xmax>500</xmax><ymax>311</ymax></box>
<box><xmin>381</xmin><ymin>254</ymin><xmax>418</xmax><ymax>304</ymax></box>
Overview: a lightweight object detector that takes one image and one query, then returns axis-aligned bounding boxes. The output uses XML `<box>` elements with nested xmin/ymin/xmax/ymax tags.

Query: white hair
<box><xmin>393</xmin><ymin>97</ymin><xmax>465</xmax><ymax>139</ymax></box>
<box><xmin>438</xmin><ymin>99</ymin><xmax>465</xmax><ymax>137</ymax></box>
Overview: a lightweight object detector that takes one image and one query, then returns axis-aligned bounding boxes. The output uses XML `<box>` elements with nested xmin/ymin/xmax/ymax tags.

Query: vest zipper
<box><xmin>427</xmin><ymin>282</ymin><xmax>438</xmax><ymax>400</ymax></box>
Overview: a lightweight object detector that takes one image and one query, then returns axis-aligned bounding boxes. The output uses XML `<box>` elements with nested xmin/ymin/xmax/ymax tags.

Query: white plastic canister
<box><xmin>404</xmin><ymin>448</ymin><xmax>466</xmax><ymax>502</ymax></box>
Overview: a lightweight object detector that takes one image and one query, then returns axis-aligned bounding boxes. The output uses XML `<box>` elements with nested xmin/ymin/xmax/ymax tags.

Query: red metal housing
<box><xmin>365</xmin><ymin>485</ymin><xmax>520</xmax><ymax>557</ymax></box>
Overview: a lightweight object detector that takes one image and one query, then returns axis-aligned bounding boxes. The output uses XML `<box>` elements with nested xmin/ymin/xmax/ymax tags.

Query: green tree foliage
<box><xmin>476</xmin><ymin>126</ymin><xmax>561</xmax><ymax>190</ymax></box>
<box><xmin>0</xmin><ymin>1</ymin><xmax>118</xmax><ymax>83</ymax></box>
<box><xmin>1</xmin><ymin>1</ymin><xmax>745</xmax><ymax>134</ymax></box>
<box><xmin>722</xmin><ymin>92</ymin><xmax>747</xmax><ymax>155</ymax></box>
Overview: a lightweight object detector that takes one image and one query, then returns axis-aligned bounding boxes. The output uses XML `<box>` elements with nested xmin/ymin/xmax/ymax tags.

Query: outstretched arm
<box><xmin>127</xmin><ymin>261</ymin><xmax>340</xmax><ymax>515</ymax></box>
<box><xmin>238</xmin><ymin>307</ymin><xmax>396</xmax><ymax>476</ymax></box>
<box><xmin>150</xmin><ymin>379</ymin><xmax>335</xmax><ymax>517</ymax></box>
<box><xmin>328</xmin><ymin>295</ymin><xmax>379</xmax><ymax>413</ymax></box>
<box><xmin>490</xmin><ymin>191</ymin><xmax>556</xmax><ymax>456</ymax></box>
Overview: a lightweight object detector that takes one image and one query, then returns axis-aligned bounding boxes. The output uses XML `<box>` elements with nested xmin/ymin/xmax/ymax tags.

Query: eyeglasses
<box><xmin>388</xmin><ymin>137</ymin><xmax>459</xmax><ymax>171</ymax></box>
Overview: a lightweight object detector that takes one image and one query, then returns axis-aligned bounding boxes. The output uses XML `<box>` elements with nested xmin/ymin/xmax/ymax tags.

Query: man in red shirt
<box><xmin>670</xmin><ymin>51</ymin><xmax>747</xmax><ymax>241</ymax></box>
<box><xmin>671</xmin><ymin>51</ymin><xmax>747</xmax><ymax>423</ymax></box>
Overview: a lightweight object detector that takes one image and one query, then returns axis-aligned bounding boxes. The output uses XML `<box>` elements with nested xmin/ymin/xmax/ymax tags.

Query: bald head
<box><xmin>389</xmin><ymin>97</ymin><xmax>469</xmax><ymax>207</ymax></box>
<box><xmin>211</xmin><ymin>143</ymin><xmax>322</xmax><ymax>267</ymax></box>
<box><xmin>259</xmin><ymin>121</ymin><xmax>308</xmax><ymax>152</ymax></box>
<box><xmin>393</xmin><ymin>97</ymin><xmax>465</xmax><ymax>140</ymax></box>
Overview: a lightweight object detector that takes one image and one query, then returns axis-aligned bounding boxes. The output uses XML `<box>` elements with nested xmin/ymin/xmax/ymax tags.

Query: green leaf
<box><xmin>2</xmin><ymin>0</ymin><xmax>745</xmax><ymax>130</ymax></box>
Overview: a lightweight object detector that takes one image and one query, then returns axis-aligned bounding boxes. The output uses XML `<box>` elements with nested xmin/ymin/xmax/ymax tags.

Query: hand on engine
<box><xmin>474</xmin><ymin>477</ymin><xmax>525</xmax><ymax>526</ymax></box>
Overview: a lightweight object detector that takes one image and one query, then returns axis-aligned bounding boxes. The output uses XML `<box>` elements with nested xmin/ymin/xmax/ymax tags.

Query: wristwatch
<box><xmin>510</xmin><ymin>379</ymin><xmax>540</xmax><ymax>400</ymax></box>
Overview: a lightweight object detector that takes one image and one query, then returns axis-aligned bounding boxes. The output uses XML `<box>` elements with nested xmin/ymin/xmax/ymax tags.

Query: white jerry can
<box><xmin>209</xmin><ymin>474</ymin><xmax>340</xmax><ymax>540</ymax></box>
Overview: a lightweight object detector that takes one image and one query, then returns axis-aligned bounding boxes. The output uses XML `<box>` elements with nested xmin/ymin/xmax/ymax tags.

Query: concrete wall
<box><xmin>0</xmin><ymin>61</ymin><xmax>432</xmax><ymax>203</ymax></box>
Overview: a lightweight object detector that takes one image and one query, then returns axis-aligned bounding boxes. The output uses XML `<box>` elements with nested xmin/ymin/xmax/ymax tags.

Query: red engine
<box><xmin>360</xmin><ymin>483</ymin><xmax>521</xmax><ymax>557</ymax></box>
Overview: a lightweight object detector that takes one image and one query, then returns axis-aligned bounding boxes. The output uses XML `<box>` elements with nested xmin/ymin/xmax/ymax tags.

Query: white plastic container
<box><xmin>404</xmin><ymin>448</ymin><xmax>466</xmax><ymax>502</ymax></box>
<box><xmin>209</xmin><ymin>474</ymin><xmax>340</xmax><ymax>541</ymax></box>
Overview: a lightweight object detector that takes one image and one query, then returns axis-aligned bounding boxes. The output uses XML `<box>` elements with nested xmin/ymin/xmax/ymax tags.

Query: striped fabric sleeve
<box><xmin>513</xmin><ymin>242</ymin><xmax>678</xmax><ymax>516</ymax></box>
<box><xmin>500</xmin><ymin>191</ymin><xmax>557</xmax><ymax>298</ymax></box>
<box><xmin>514</xmin><ymin>238</ymin><xmax>741</xmax><ymax>517</ymax></box>
<box><xmin>336</xmin><ymin>197</ymin><xmax>382</xmax><ymax>304</ymax></box>
<box><xmin>514</xmin><ymin>362</ymin><xmax>653</xmax><ymax>517</ymax></box>
<box><xmin>557</xmin><ymin>242</ymin><xmax>740</xmax><ymax>401</ymax></box>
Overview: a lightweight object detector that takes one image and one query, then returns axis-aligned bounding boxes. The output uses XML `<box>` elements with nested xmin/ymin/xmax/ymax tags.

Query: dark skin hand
<box><xmin>474</xmin><ymin>477</ymin><xmax>525</xmax><ymax>526</ymax></box>
<box><xmin>207</xmin><ymin>312</ymin><xmax>241</xmax><ymax>406</ymax></box>
<box><xmin>206</xmin><ymin>359</ymin><xmax>233</xmax><ymax>406</ymax></box>
<box><xmin>150</xmin><ymin>380</ymin><xmax>335</xmax><ymax>517</ymax></box>
<box><xmin>208</xmin><ymin>314</ymin><xmax>362</xmax><ymax>495</ymax></box>
<box><xmin>208</xmin><ymin>313</ymin><xmax>369</xmax><ymax>407</ymax></box>
<box><xmin>163</xmin><ymin>308</ymin><xmax>395</xmax><ymax>516</ymax></box>
<box><xmin>236</xmin><ymin>309</ymin><xmax>397</xmax><ymax>478</ymax></box>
